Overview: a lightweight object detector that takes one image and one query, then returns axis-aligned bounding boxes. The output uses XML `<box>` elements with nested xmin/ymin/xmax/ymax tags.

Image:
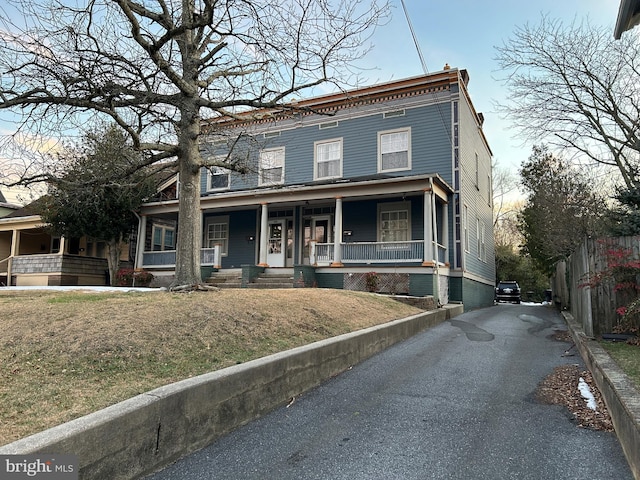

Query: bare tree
<box><xmin>0</xmin><ymin>0</ymin><xmax>390</xmax><ymax>287</ymax></box>
<box><xmin>495</xmin><ymin>15</ymin><xmax>640</xmax><ymax>190</ymax></box>
<box><xmin>492</xmin><ymin>159</ymin><xmax>519</xmax><ymax>229</ymax></box>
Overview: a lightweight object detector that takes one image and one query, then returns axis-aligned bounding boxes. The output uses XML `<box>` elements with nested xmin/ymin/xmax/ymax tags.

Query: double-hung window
<box><xmin>314</xmin><ymin>139</ymin><xmax>342</xmax><ymax>180</ymax></box>
<box><xmin>259</xmin><ymin>148</ymin><xmax>284</xmax><ymax>185</ymax></box>
<box><xmin>206</xmin><ymin>217</ymin><xmax>229</xmax><ymax>255</ymax></box>
<box><xmin>379</xmin><ymin>128</ymin><xmax>411</xmax><ymax>172</ymax></box>
<box><xmin>152</xmin><ymin>225</ymin><xmax>175</xmax><ymax>251</ymax></box>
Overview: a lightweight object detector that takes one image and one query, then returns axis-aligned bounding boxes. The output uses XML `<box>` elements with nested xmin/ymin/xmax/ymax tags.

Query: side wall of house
<box><xmin>450</xmin><ymin>276</ymin><xmax>495</xmax><ymax>311</ymax></box>
<box><xmin>455</xmin><ymin>90</ymin><xmax>495</xmax><ymax>307</ymax></box>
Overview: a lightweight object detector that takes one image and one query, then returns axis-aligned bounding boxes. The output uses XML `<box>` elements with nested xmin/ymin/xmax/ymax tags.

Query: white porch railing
<box><xmin>311</xmin><ymin>240</ymin><xmax>446</xmax><ymax>265</ymax></box>
<box><xmin>343</xmin><ymin>241</ymin><xmax>424</xmax><ymax>263</ymax></box>
<box><xmin>142</xmin><ymin>247</ymin><xmax>221</xmax><ymax>268</ymax></box>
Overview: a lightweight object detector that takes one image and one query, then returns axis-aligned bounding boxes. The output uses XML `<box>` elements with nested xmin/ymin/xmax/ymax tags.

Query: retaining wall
<box><xmin>0</xmin><ymin>305</ymin><xmax>463</xmax><ymax>479</ymax></box>
<box><xmin>564</xmin><ymin>312</ymin><xmax>640</xmax><ymax>480</ymax></box>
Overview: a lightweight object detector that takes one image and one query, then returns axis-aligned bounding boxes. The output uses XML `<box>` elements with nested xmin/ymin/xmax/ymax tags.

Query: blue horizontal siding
<box><xmin>199</xmin><ymin>103</ymin><xmax>453</xmax><ymax>194</ymax></box>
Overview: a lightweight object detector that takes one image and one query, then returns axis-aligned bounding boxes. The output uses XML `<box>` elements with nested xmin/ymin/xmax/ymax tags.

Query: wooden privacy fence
<box><xmin>553</xmin><ymin>236</ymin><xmax>640</xmax><ymax>337</ymax></box>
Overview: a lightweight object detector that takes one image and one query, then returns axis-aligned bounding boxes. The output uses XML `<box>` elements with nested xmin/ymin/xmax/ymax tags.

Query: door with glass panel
<box><xmin>303</xmin><ymin>216</ymin><xmax>332</xmax><ymax>264</ymax></box>
<box><xmin>267</xmin><ymin>219</ymin><xmax>286</xmax><ymax>267</ymax></box>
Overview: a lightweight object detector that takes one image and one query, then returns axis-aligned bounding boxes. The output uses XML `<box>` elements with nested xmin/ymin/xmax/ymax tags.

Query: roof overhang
<box><xmin>615</xmin><ymin>0</ymin><xmax>640</xmax><ymax>39</ymax></box>
<box><xmin>0</xmin><ymin>215</ymin><xmax>45</xmax><ymax>232</ymax></box>
<box><xmin>141</xmin><ymin>174</ymin><xmax>453</xmax><ymax>216</ymax></box>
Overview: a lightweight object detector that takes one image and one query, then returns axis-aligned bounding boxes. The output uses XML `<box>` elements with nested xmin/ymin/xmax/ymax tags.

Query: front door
<box><xmin>267</xmin><ymin>220</ymin><xmax>286</xmax><ymax>267</ymax></box>
<box><xmin>303</xmin><ymin>216</ymin><xmax>332</xmax><ymax>264</ymax></box>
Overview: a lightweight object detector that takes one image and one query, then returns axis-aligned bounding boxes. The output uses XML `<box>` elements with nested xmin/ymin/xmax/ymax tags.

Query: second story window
<box><xmin>208</xmin><ymin>166</ymin><xmax>230</xmax><ymax>191</ymax></box>
<box><xmin>379</xmin><ymin>128</ymin><xmax>411</xmax><ymax>172</ymax></box>
<box><xmin>315</xmin><ymin>138</ymin><xmax>342</xmax><ymax>180</ymax></box>
<box><xmin>259</xmin><ymin>147</ymin><xmax>285</xmax><ymax>185</ymax></box>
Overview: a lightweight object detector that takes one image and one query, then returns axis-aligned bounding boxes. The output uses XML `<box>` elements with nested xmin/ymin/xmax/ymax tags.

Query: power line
<box><xmin>400</xmin><ymin>0</ymin><xmax>429</xmax><ymax>74</ymax></box>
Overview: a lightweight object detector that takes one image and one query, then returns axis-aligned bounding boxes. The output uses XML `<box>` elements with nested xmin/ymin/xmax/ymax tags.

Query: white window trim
<box><xmin>205</xmin><ymin>215</ymin><xmax>229</xmax><ymax>256</ymax></box>
<box><xmin>481</xmin><ymin>221</ymin><xmax>486</xmax><ymax>262</ymax></box>
<box><xmin>476</xmin><ymin>218</ymin><xmax>486</xmax><ymax>262</ymax></box>
<box><xmin>152</xmin><ymin>225</ymin><xmax>176</xmax><ymax>251</ymax></box>
<box><xmin>377</xmin><ymin>201</ymin><xmax>412</xmax><ymax>243</ymax></box>
<box><xmin>259</xmin><ymin>147</ymin><xmax>285</xmax><ymax>186</ymax></box>
<box><xmin>383</xmin><ymin>109</ymin><xmax>405</xmax><ymax>118</ymax></box>
<box><xmin>314</xmin><ymin>138</ymin><xmax>343</xmax><ymax>180</ymax></box>
<box><xmin>463</xmin><ymin>204</ymin><xmax>469</xmax><ymax>253</ymax></box>
<box><xmin>207</xmin><ymin>166</ymin><xmax>231</xmax><ymax>192</ymax></box>
<box><xmin>378</xmin><ymin>127</ymin><xmax>411</xmax><ymax>173</ymax></box>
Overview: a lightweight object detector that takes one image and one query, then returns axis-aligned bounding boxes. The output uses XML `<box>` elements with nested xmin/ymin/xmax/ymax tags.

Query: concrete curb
<box><xmin>563</xmin><ymin>312</ymin><xmax>640</xmax><ymax>480</ymax></box>
<box><xmin>0</xmin><ymin>304</ymin><xmax>463</xmax><ymax>479</ymax></box>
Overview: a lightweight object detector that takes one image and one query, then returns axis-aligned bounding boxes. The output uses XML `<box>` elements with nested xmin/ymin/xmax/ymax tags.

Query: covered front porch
<box><xmin>138</xmin><ymin>174</ymin><xmax>452</xmax><ymax>298</ymax></box>
<box><xmin>0</xmin><ymin>214</ymin><xmax>112</xmax><ymax>286</ymax></box>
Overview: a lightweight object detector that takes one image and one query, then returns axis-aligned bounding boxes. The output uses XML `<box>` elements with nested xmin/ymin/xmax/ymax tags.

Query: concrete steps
<box><xmin>247</xmin><ymin>272</ymin><xmax>294</xmax><ymax>289</ymax></box>
<box><xmin>206</xmin><ymin>269</ymin><xmax>295</xmax><ymax>289</ymax></box>
<box><xmin>206</xmin><ymin>270</ymin><xmax>242</xmax><ymax>288</ymax></box>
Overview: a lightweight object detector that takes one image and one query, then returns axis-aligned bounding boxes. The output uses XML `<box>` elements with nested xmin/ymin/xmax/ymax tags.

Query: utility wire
<box><xmin>400</xmin><ymin>0</ymin><xmax>429</xmax><ymax>74</ymax></box>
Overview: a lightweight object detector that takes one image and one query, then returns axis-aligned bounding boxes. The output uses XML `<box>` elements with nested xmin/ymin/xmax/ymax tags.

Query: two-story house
<box><xmin>137</xmin><ymin>66</ymin><xmax>495</xmax><ymax>309</ymax></box>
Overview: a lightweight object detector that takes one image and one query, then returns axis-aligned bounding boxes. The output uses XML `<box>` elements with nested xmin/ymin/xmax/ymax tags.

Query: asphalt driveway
<box><xmin>145</xmin><ymin>304</ymin><xmax>632</xmax><ymax>480</ymax></box>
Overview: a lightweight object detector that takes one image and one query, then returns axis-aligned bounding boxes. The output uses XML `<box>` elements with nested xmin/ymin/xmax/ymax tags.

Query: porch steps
<box><xmin>247</xmin><ymin>272</ymin><xmax>295</xmax><ymax>289</ymax></box>
<box><xmin>206</xmin><ymin>270</ymin><xmax>242</xmax><ymax>288</ymax></box>
<box><xmin>205</xmin><ymin>269</ymin><xmax>295</xmax><ymax>289</ymax></box>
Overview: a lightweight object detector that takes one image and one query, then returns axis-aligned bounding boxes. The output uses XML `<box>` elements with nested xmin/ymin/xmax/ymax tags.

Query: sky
<box><xmin>359</xmin><ymin>0</ymin><xmax>623</xmax><ymax>185</ymax></box>
<box><xmin>0</xmin><ymin>0</ymin><xmax>625</xmax><ymax>205</ymax></box>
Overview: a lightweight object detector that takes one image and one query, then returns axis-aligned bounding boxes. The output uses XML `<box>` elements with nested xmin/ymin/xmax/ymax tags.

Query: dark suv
<box><xmin>495</xmin><ymin>281</ymin><xmax>521</xmax><ymax>304</ymax></box>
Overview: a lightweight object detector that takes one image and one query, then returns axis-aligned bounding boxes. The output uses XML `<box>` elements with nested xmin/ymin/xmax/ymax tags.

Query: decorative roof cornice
<box><xmin>205</xmin><ymin>68</ymin><xmax>465</xmax><ymax>130</ymax></box>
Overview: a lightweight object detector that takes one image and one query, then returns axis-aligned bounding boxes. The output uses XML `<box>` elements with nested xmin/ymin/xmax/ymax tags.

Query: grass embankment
<box><xmin>600</xmin><ymin>341</ymin><xmax>640</xmax><ymax>390</ymax></box>
<box><xmin>0</xmin><ymin>288</ymin><xmax>422</xmax><ymax>446</ymax></box>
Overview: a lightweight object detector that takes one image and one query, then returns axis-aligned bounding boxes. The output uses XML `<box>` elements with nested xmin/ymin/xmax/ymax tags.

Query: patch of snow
<box><xmin>0</xmin><ymin>286</ymin><xmax>163</xmax><ymax>293</ymax></box>
<box><xmin>578</xmin><ymin>377</ymin><xmax>598</xmax><ymax>410</ymax></box>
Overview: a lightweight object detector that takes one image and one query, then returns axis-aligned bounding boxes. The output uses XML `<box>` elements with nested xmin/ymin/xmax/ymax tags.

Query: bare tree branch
<box><xmin>495</xmin><ymin>15</ymin><xmax>640</xmax><ymax>189</ymax></box>
<box><xmin>0</xmin><ymin>0</ymin><xmax>390</xmax><ymax>285</ymax></box>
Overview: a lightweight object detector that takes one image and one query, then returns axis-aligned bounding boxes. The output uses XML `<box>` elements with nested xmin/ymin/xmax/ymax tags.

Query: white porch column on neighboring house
<box><xmin>58</xmin><ymin>236</ymin><xmax>66</xmax><ymax>255</ymax></box>
<box><xmin>331</xmin><ymin>196</ymin><xmax>343</xmax><ymax>267</ymax></box>
<box><xmin>135</xmin><ymin>214</ymin><xmax>147</xmax><ymax>269</ymax></box>
<box><xmin>258</xmin><ymin>203</ymin><xmax>269</xmax><ymax>267</ymax></box>
<box><xmin>7</xmin><ymin>228</ymin><xmax>19</xmax><ymax>285</ymax></box>
<box><xmin>422</xmin><ymin>188</ymin><xmax>433</xmax><ymax>266</ymax></box>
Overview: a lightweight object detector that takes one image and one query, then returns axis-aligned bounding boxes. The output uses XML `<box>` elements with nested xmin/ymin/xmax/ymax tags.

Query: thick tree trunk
<box><xmin>173</xmin><ymin>106</ymin><xmax>203</xmax><ymax>287</ymax></box>
<box><xmin>174</xmin><ymin>162</ymin><xmax>202</xmax><ymax>287</ymax></box>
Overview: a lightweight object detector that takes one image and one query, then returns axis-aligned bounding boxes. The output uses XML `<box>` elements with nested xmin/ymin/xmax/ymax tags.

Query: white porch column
<box><xmin>331</xmin><ymin>196</ymin><xmax>343</xmax><ymax>267</ymax></box>
<box><xmin>258</xmin><ymin>203</ymin><xmax>269</xmax><ymax>267</ymax></box>
<box><xmin>58</xmin><ymin>236</ymin><xmax>66</xmax><ymax>255</ymax></box>
<box><xmin>422</xmin><ymin>189</ymin><xmax>433</xmax><ymax>266</ymax></box>
<box><xmin>7</xmin><ymin>229</ymin><xmax>19</xmax><ymax>285</ymax></box>
<box><xmin>135</xmin><ymin>214</ymin><xmax>147</xmax><ymax>269</ymax></box>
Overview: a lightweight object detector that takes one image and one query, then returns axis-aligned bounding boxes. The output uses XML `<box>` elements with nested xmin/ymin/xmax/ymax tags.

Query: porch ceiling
<box><xmin>142</xmin><ymin>173</ymin><xmax>453</xmax><ymax>215</ymax></box>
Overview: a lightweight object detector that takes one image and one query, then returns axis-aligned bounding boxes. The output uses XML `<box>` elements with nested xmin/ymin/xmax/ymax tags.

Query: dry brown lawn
<box><xmin>0</xmin><ymin>288</ymin><xmax>422</xmax><ymax>446</ymax></box>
